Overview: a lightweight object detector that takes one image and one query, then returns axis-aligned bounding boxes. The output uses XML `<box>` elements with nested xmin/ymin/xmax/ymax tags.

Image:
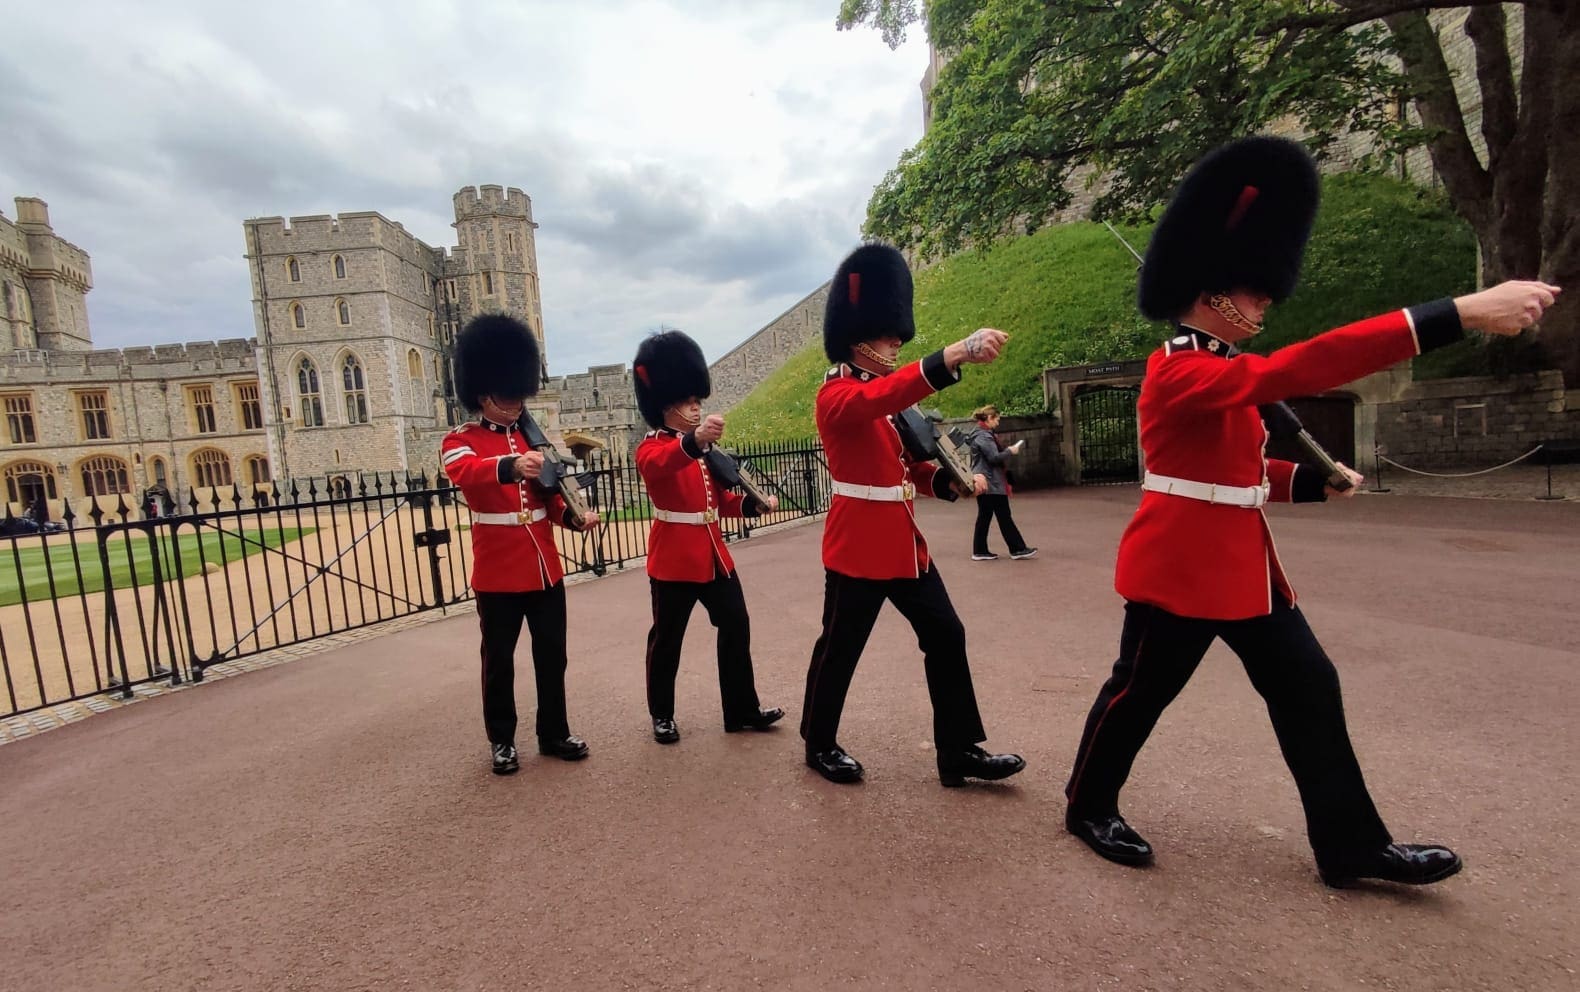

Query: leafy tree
<box><xmin>838</xmin><ymin>0</ymin><xmax>1580</xmax><ymax>381</ymax></box>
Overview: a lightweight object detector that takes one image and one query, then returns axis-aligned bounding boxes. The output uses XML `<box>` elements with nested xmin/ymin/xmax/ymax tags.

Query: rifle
<box><xmin>1100</xmin><ymin>222</ymin><xmax>1354</xmax><ymax>492</ymax></box>
<box><xmin>704</xmin><ymin>447</ymin><xmax>775</xmax><ymax>512</ymax></box>
<box><xmin>517</xmin><ymin>412</ymin><xmax>598</xmax><ymax>527</ymax></box>
<box><xmin>894</xmin><ymin>406</ymin><xmax>978</xmax><ymax>501</ymax></box>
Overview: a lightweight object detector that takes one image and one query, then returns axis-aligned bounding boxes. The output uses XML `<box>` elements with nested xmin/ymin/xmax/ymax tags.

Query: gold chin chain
<box><xmin>854</xmin><ymin>342</ymin><xmax>899</xmax><ymax>368</ymax></box>
<box><xmin>674</xmin><ymin>409</ymin><xmax>702</xmax><ymax>427</ymax></box>
<box><xmin>1208</xmin><ymin>294</ymin><xmax>1263</xmax><ymax>336</ymax></box>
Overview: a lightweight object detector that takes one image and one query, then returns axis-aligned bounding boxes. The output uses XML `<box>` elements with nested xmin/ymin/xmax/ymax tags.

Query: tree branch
<box><xmin>1383</xmin><ymin>10</ymin><xmax>1492</xmax><ymax>230</ymax></box>
<box><xmin>1464</xmin><ymin>4</ymin><xmax>1518</xmax><ymax>164</ymax></box>
<box><xmin>1265</xmin><ymin>0</ymin><xmax>1513</xmax><ymax>38</ymax></box>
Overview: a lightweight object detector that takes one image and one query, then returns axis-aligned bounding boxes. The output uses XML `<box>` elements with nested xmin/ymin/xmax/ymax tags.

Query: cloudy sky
<box><xmin>0</xmin><ymin>0</ymin><xmax>928</xmax><ymax>374</ymax></box>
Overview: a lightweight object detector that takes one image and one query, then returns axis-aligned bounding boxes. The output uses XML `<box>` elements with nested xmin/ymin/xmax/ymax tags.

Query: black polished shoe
<box><xmin>652</xmin><ymin>717</ymin><xmax>680</xmax><ymax>744</ymax></box>
<box><xmin>806</xmin><ymin>746</ymin><xmax>864</xmax><ymax>784</ymax></box>
<box><xmin>537</xmin><ymin>735</ymin><xmax>590</xmax><ymax>761</ymax></box>
<box><xmin>490</xmin><ymin>742</ymin><xmax>519</xmax><ymax>776</ymax></box>
<box><xmin>1066</xmin><ymin>812</ymin><xmax>1154</xmax><ymax>867</ymax></box>
<box><xmin>1318</xmin><ymin>843</ymin><xmax>1462</xmax><ymax>889</ymax></box>
<box><xmin>937</xmin><ymin>744</ymin><xmax>1026</xmax><ymax>787</ymax></box>
<box><xmin>725</xmin><ymin>706</ymin><xmax>785</xmax><ymax>733</ymax></box>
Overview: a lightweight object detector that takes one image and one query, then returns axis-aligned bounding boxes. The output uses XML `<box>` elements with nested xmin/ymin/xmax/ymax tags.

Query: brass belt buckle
<box><xmin>517</xmin><ymin>509</ymin><xmax>533</xmax><ymax>525</ymax></box>
<box><xmin>703</xmin><ymin>508</ymin><xmax>717</xmax><ymax>523</ymax></box>
<box><xmin>902</xmin><ymin>481</ymin><xmax>916</xmax><ymax>500</ymax></box>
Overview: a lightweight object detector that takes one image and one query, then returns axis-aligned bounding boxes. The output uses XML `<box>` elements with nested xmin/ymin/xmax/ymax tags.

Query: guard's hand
<box><xmin>694</xmin><ymin>414</ymin><xmax>725</xmax><ymax>447</ymax></box>
<box><xmin>1326</xmin><ymin>462</ymin><xmax>1364</xmax><ymax>500</ymax></box>
<box><xmin>1456</xmin><ymin>281</ymin><xmax>1561</xmax><ymax>336</ymax></box>
<box><xmin>577</xmin><ymin>510</ymin><xmax>602</xmax><ymax>530</ymax></box>
<box><xmin>763</xmin><ymin>495</ymin><xmax>779</xmax><ymax>512</ymax></box>
<box><xmin>512</xmin><ymin>452</ymin><xmax>545</xmax><ymax>481</ymax></box>
<box><xmin>947</xmin><ymin>328</ymin><xmax>1008</xmax><ymax>367</ymax></box>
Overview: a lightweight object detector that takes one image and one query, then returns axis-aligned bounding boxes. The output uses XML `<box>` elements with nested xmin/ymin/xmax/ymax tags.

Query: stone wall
<box><xmin>713</xmin><ymin>282</ymin><xmax>830</xmax><ymax>413</ymax></box>
<box><xmin>1376</xmin><ymin>370</ymin><xmax>1576</xmax><ymax>469</ymax></box>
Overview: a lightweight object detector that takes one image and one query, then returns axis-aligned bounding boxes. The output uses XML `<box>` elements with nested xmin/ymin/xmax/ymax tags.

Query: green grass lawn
<box><xmin>0</xmin><ymin>527</ymin><xmax>311</xmax><ymax>607</ymax></box>
<box><xmin>727</xmin><ymin>172</ymin><xmax>1478</xmax><ymax>443</ymax></box>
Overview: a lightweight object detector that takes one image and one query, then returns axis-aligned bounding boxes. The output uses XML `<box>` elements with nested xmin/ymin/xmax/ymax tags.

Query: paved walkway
<box><xmin>1</xmin><ymin>490</ymin><xmax>1576</xmax><ymax>991</ymax></box>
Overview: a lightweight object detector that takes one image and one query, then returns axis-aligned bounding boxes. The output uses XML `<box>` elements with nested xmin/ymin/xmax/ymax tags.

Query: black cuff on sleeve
<box><xmin>1407</xmin><ymin>298</ymin><xmax>1464</xmax><ymax>354</ymax></box>
<box><xmin>920</xmin><ymin>350</ymin><xmax>961</xmax><ymax>392</ymax></box>
<box><xmin>680</xmin><ymin>432</ymin><xmax>705</xmax><ymax>459</ymax></box>
<box><xmin>742</xmin><ymin>496</ymin><xmax>764</xmax><ymax>518</ymax></box>
<box><xmin>931</xmin><ymin>470</ymin><xmax>959</xmax><ymax>502</ymax></box>
<box><xmin>560</xmin><ymin>505</ymin><xmax>577</xmax><ymax>528</ymax></box>
<box><xmin>1290</xmin><ymin>465</ymin><xmax>1329</xmax><ymax>504</ymax></box>
<box><xmin>495</xmin><ymin>457</ymin><xmax>516</xmax><ymax>485</ymax></box>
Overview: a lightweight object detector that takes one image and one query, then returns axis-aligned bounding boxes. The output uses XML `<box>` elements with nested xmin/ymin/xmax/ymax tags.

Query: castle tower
<box><xmin>2</xmin><ymin>197</ymin><xmax>94</xmax><ymax>352</ymax></box>
<box><xmin>446</xmin><ymin>185</ymin><xmax>546</xmax><ymax>380</ymax></box>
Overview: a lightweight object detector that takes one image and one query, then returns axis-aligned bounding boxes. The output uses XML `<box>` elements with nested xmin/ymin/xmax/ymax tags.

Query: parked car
<box><xmin>0</xmin><ymin>516</ymin><xmax>66</xmax><ymax>537</ymax></box>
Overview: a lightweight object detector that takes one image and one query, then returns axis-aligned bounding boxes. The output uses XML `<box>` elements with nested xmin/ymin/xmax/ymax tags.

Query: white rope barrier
<box><xmin>1377</xmin><ymin>445</ymin><xmax>1545</xmax><ymax>478</ymax></box>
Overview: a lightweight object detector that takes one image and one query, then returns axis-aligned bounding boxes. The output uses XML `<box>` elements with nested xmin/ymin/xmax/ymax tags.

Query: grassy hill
<box><xmin>727</xmin><ymin>173</ymin><xmax>1478</xmax><ymax>443</ymax></box>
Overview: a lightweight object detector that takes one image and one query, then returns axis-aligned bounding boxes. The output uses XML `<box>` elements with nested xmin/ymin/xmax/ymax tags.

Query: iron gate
<box><xmin>1076</xmin><ymin>385</ymin><xmax>1141</xmax><ymax>484</ymax></box>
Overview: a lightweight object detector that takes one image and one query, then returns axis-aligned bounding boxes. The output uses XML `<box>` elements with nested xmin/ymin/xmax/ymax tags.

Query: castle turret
<box><xmin>448</xmin><ymin>185</ymin><xmax>546</xmax><ymax>378</ymax></box>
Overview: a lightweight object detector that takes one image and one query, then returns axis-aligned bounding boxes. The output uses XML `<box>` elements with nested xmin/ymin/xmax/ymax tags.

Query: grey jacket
<box><xmin>965</xmin><ymin>427</ymin><xmax>1013</xmax><ymax>495</ymax></box>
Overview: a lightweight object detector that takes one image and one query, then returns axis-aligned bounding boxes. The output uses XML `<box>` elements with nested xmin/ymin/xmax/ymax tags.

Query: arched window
<box><xmin>286</xmin><ymin>257</ymin><xmax>300</xmax><ymax>282</ymax></box>
<box><xmin>332</xmin><ymin>254</ymin><xmax>346</xmax><ymax>279</ymax></box>
<box><xmin>342</xmin><ymin>354</ymin><xmax>369</xmax><ymax>424</ymax></box>
<box><xmin>245</xmin><ymin>455</ymin><xmax>270</xmax><ymax>486</ymax></box>
<box><xmin>297</xmin><ymin>357</ymin><xmax>324</xmax><ymax>427</ymax></box>
<box><xmin>336</xmin><ymin>299</ymin><xmax>350</xmax><ymax>326</ymax></box>
<box><xmin>79</xmin><ymin>455</ymin><xmax>131</xmax><ymax>496</ymax></box>
<box><xmin>407</xmin><ymin>349</ymin><xmax>422</xmax><ymax>379</ymax></box>
<box><xmin>4</xmin><ymin>460</ymin><xmax>57</xmax><ymax>505</ymax></box>
<box><xmin>190</xmin><ymin>449</ymin><xmax>233</xmax><ymax>489</ymax></box>
<box><xmin>150</xmin><ymin>456</ymin><xmax>168</xmax><ymax>488</ymax></box>
<box><xmin>290</xmin><ymin>302</ymin><xmax>305</xmax><ymax>329</ymax></box>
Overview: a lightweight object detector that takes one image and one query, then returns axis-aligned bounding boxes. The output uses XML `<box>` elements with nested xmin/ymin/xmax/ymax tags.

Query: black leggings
<box><xmin>973</xmin><ymin>493</ymin><xmax>1027</xmax><ymax>555</ymax></box>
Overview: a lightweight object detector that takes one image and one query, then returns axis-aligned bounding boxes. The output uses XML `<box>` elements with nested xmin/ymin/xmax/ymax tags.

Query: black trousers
<box><xmin>475</xmin><ymin>586</ymin><xmax>571</xmax><ymax>745</ymax></box>
<box><xmin>1064</xmin><ymin>596</ymin><xmax>1392</xmax><ymax>866</ymax></box>
<box><xmin>800</xmin><ymin>564</ymin><xmax>987</xmax><ymax>751</ymax></box>
<box><xmin>645</xmin><ymin>570</ymin><xmax>763</xmax><ymax>722</ymax></box>
<box><xmin>973</xmin><ymin>493</ymin><xmax>1027</xmax><ymax>555</ymax></box>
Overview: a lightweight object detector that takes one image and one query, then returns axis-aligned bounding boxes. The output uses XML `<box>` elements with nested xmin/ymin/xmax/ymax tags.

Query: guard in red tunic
<box><xmin>1063</xmin><ymin>136</ymin><xmax>1559</xmax><ymax>886</ymax></box>
<box><xmin>440</xmin><ymin>314</ymin><xmax>603</xmax><ymax>775</ymax></box>
<box><xmin>799</xmin><ymin>243</ymin><xmax>1027</xmax><ymax>787</ymax></box>
<box><xmin>632</xmin><ymin>329</ymin><xmax>784</xmax><ymax>745</ymax></box>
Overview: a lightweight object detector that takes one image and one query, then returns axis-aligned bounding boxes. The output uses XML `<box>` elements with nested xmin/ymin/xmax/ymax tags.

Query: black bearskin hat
<box><xmin>632</xmin><ymin>329</ymin><xmax>711</xmax><ymax>428</ymax></box>
<box><xmin>452</xmin><ymin>313</ymin><xmax>541</xmax><ymax>412</ymax></box>
<box><xmin>1138</xmin><ymin>136</ymin><xmax>1321</xmax><ymax>321</ymax></box>
<box><xmin>823</xmin><ymin>243</ymin><xmax>916</xmax><ymax>363</ymax></box>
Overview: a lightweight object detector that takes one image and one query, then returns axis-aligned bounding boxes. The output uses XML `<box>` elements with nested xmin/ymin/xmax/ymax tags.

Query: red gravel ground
<box><xmin>1</xmin><ymin>489</ymin><xmax>1576</xmax><ymax>991</ymax></box>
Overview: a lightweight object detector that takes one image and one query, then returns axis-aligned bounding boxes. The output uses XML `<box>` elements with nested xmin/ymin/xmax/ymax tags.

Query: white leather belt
<box><xmin>1142</xmin><ymin>472</ymin><xmax>1269</xmax><ymax>508</ymax></box>
<box><xmin>472</xmin><ymin>508</ymin><xmax>548</xmax><ymax>526</ymax></box>
<box><xmin>653</xmin><ymin>507</ymin><xmax>717</xmax><ymax>525</ymax></box>
<box><xmin>831</xmin><ymin>480</ymin><xmax>915</xmax><ymax>502</ymax></box>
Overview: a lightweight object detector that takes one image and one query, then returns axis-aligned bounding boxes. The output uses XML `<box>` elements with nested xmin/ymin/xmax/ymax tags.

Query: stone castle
<box><xmin>0</xmin><ymin>187</ymin><xmax>665</xmax><ymax>521</ymax></box>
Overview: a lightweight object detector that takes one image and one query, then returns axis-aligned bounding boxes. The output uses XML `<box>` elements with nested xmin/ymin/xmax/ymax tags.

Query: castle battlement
<box><xmin>2</xmin><ymin>198</ymin><xmax>93</xmax><ymax>291</ymax></box>
<box><xmin>453</xmin><ymin>184</ymin><xmax>534</xmax><ymax>223</ymax></box>
<box><xmin>245</xmin><ymin>211</ymin><xmax>441</xmax><ymax>261</ymax></box>
<box><xmin>0</xmin><ymin>338</ymin><xmax>259</xmax><ymax>384</ymax></box>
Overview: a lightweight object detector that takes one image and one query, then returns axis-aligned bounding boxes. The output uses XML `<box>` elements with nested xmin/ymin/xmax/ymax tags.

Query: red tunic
<box><xmin>816</xmin><ymin>352</ymin><xmax>961</xmax><ymax>580</ymax></box>
<box><xmin>1115</xmin><ymin>301</ymin><xmax>1461</xmax><ymax>619</ymax></box>
<box><xmin>441</xmin><ymin>418</ymin><xmax>573</xmax><ymax>594</ymax></box>
<box><xmin>635</xmin><ymin>428</ymin><xmax>747</xmax><ymax>583</ymax></box>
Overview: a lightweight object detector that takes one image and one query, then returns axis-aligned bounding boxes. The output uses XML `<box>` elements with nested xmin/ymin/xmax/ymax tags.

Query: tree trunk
<box><xmin>1538</xmin><ymin>0</ymin><xmax>1580</xmax><ymax>385</ymax></box>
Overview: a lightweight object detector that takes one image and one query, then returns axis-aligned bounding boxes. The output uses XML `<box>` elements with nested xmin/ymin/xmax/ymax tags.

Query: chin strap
<box><xmin>854</xmin><ymin>342</ymin><xmax>899</xmax><ymax>368</ymax></box>
<box><xmin>1208</xmin><ymin>294</ymin><xmax>1263</xmax><ymax>336</ymax></box>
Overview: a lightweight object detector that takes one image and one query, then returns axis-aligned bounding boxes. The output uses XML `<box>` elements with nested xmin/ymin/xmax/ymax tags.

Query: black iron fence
<box><xmin>0</xmin><ymin>439</ymin><xmax>830</xmax><ymax>719</ymax></box>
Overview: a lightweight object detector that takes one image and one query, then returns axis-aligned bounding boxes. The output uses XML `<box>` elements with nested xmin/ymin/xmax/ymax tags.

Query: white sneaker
<box><xmin>971</xmin><ymin>553</ymin><xmax>999</xmax><ymax>561</ymax></box>
<box><xmin>1010</xmin><ymin>548</ymin><xmax>1039</xmax><ymax>560</ymax></box>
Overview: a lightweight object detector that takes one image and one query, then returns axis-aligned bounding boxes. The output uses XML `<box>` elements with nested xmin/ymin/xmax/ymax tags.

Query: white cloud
<box><xmin>0</xmin><ymin>0</ymin><xmax>928</xmax><ymax>371</ymax></box>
